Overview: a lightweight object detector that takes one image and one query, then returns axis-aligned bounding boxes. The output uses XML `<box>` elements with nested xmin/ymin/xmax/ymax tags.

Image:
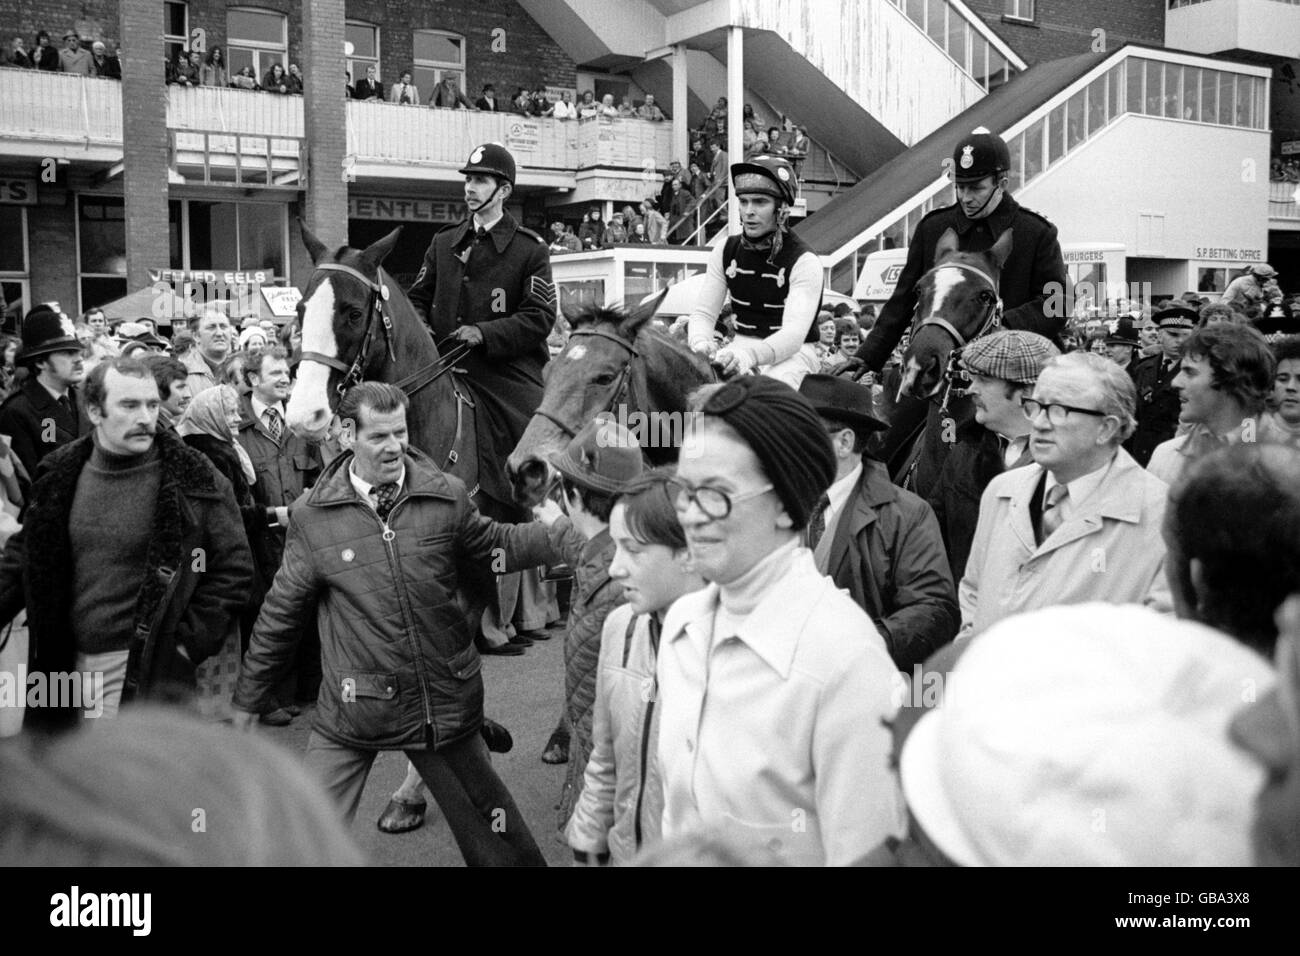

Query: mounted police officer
<box><xmin>847</xmin><ymin>128</ymin><xmax>1068</xmax><ymax>493</ymax></box>
<box><xmin>1125</xmin><ymin>304</ymin><xmax>1195</xmax><ymax>467</ymax></box>
<box><xmin>686</xmin><ymin>155</ymin><xmax>824</xmax><ymax>388</ymax></box>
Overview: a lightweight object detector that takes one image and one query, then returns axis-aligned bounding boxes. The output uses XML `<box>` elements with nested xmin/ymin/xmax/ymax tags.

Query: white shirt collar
<box><xmin>250</xmin><ymin>395</ymin><xmax>284</xmax><ymax>422</ymax></box>
<box><xmin>1044</xmin><ymin>452</ymin><xmax>1117</xmax><ymax>517</ymax></box>
<box><xmin>473</xmin><ymin>210</ymin><xmax>503</xmax><ymax>233</ymax></box>
<box><xmin>823</xmin><ymin>461</ymin><xmax>863</xmax><ymax>532</ymax></box>
<box><xmin>349</xmin><ymin>459</ymin><xmax>406</xmax><ymax>508</ymax></box>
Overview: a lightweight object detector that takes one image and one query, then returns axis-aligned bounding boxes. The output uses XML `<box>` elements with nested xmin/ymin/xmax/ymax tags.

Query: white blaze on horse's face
<box><xmin>286</xmin><ymin>277</ymin><xmax>337</xmax><ymax>440</ymax></box>
<box><xmin>900</xmin><ymin>266</ymin><xmax>965</xmax><ymax>401</ymax></box>
<box><xmin>567</xmin><ymin>344</ymin><xmax>588</xmax><ymax>361</ymax></box>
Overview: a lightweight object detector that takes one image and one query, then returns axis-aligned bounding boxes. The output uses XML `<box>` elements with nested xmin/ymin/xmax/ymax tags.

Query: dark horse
<box><xmin>876</xmin><ymin>226</ymin><xmax>1013</xmax><ymax>496</ymax></box>
<box><xmin>506</xmin><ymin>297</ymin><xmax>715</xmax><ymax>505</ymax></box>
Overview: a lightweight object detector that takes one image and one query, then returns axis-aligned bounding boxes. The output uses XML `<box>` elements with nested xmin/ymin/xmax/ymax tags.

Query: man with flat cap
<box><xmin>798</xmin><ymin>374</ymin><xmax>957</xmax><ymax>671</ymax></box>
<box><xmin>1222</xmin><ymin>263</ymin><xmax>1280</xmax><ymax>315</ymax></box>
<box><xmin>1126</xmin><ymin>304</ymin><xmax>1195</xmax><ymax>467</ymax></box>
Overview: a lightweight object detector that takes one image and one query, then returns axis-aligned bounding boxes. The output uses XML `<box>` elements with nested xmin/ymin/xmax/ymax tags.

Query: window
<box><xmin>1007</xmin><ymin>133</ymin><xmax>1023</xmax><ymax>192</ymax></box>
<box><xmin>926</xmin><ymin>0</ymin><xmax>946</xmax><ymax>45</ymax></box>
<box><xmin>164</xmin><ymin>1</ymin><xmax>189</xmax><ymax>67</ymax></box>
<box><xmin>1023</xmin><ymin>117</ymin><xmax>1045</xmax><ymax>184</ymax></box>
<box><xmin>1005</xmin><ymin>0</ymin><xmax>1035</xmax><ymax>21</ymax></box>
<box><xmin>0</xmin><ymin>205</ymin><xmax>28</xmax><ymax>322</ymax></box>
<box><xmin>1126</xmin><ymin>58</ymin><xmax>1143</xmax><ymax>114</ymax></box>
<box><xmin>182</xmin><ymin>200</ymin><xmax>287</xmax><ymax>278</ymax></box>
<box><xmin>413</xmin><ymin>30</ymin><xmax>466</xmax><ymax>99</ymax></box>
<box><xmin>1048</xmin><ymin>103</ymin><xmax>1066</xmax><ymax>165</ymax></box>
<box><xmin>1108</xmin><ymin>64</ymin><xmax>1122</xmax><ymax>121</ymax></box>
<box><xmin>1164</xmin><ymin>64</ymin><xmax>1183</xmax><ymax>119</ymax></box>
<box><xmin>1235</xmin><ymin>73</ymin><xmax>1254</xmax><ymax>128</ymax></box>
<box><xmin>1144</xmin><ymin>61</ymin><xmax>1164</xmax><ymax>115</ymax></box>
<box><xmin>904</xmin><ymin>0</ymin><xmax>925</xmax><ymax>27</ymax></box>
<box><xmin>1086</xmin><ymin>76</ymin><xmax>1107</xmax><ymax>136</ymax></box>
<box><xmin>77</xmin><ymin>196</ymin><xmax>127</xmax><ymax>313</ymax></box>
<box><xmin>227</xmin><ymin>7</ymin><xmax>288</xmax><ymax>81</ymax></box>
<box><xmin>946</xmin><ymin>13</ymin><xmax>969</xmax><ymax>73</ymax></box>
<box><xmin>346</xmin><ymin>21</ymin><xmax>379</xmax><ymax>88</ymax></box>
<box><xmin>1216</xmin><ymin>71</ymin><xmax>1234</xmax><ymax>125</ymax></box>
<box><xmin>1200</xmin><ymin>67</ymin><xmax>1217</xmax><ymax>124</ymax></box>
<box><xmin>1066</xmin><ymin>90</ymin><xmax>1085</xmax><ymax>151</ymax></box>
<box><xmin>1184</xmin><ymin>67</ymin><xmax>1201</xmax><ymax>122</ymax></box>
<box><xmin>986</xmin><ymin>49</ymin><xmax>1009</xmax><ymax>92</ymax></box>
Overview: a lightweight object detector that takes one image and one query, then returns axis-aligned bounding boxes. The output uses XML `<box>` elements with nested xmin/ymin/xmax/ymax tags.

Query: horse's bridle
<box><xmin>910</xmin><ymin>260</ymin><xmax>1004</xmax><ymax>350</ymax></box>
<box><xmin>532</xmin><ymin>327</ymin><xmax>638</xmax><ymax>439</ymax></box>
<box><xmin>297</xmin><ymin>262</ymin><xmax>472</xmax><ymax>401</ymax></box>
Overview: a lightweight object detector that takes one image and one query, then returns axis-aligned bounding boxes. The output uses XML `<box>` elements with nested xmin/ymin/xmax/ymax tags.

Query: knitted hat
<box><xmin>960</xmin><ymin>330</ymin><xmax>1059</xmax><ymax>385</ymax></box>
<box><xmin>699</xmin><ymin>375</ymin><xmax>835</xmax><ymax>531</ymax></box>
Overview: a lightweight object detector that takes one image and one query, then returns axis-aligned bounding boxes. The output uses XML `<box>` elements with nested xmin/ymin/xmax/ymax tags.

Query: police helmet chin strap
<box><xmin>964</xmin><ymin>175</ymin><xmax>1007</xmax><ymax>219</ymax></box>
<box><xmin>467</xmin><ymin>179</ymin><xmax>507</xmax><ymax>216</ymax></box>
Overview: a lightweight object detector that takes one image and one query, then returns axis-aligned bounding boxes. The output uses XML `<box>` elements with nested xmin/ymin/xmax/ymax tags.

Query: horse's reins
<box><xmin>296</xmin><ymin>262</ymin><xmax>480</xmax><ymax>484</ymax></box>
<box><xmin>532</xmin><ymin>327</ymin><xmax>638</xmax><ymax>439</ymax></box>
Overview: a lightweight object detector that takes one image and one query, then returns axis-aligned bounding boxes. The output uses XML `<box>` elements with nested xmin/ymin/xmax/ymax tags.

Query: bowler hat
<box><xmin>549</xmin><ymin>416</ymin><xmax>644</xmax><ymax>496</ymax></box>
<box><xmin>19</xmin><ymin>306</ymin><xmax>82</xmax><ymax>363</ymax></box>
<box><xmin>798</xmin><ymin>374</ymin><xmax>888</xmax><ymax>434</ymax></box>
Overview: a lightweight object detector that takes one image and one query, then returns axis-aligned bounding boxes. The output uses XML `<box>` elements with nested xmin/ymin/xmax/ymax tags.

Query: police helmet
<box><xmin>458</xmin><ymin>143</ymin><xmax>516</xmax><ymax>187</ymax></box>
<box><xmin>951</xmin><ymin>128</ymin><xmax>1011</xmax><ymax>184</ymax></box>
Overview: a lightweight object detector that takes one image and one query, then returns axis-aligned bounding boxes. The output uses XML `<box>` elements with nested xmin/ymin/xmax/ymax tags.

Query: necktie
<box><xmin>475</xmin><ymin>226</ymin><xmax>488</xmax><ymax>242</ymax></box>
<box><xmin>1039</xmin><ymin>483</ymin><xmax>1068</xmax><ymax>544</ymax></box>
<box><xmin>807</xmin><ymin>493</ymin><xmax>830</xmax><ymax>551</ymax></box>
<box><xmin>57</xmin><ymin>395</ymin><xmax>71</xmax><ymax>414</ymax></box>
<box><xmin>264</xmin><ymin>407</ymin><xmax>283</xmax><ymax>443</ymax></box>
<box><xmin>372</xmin><ymin>482</ymin><xmax>400</xmax><ymax>521</ymax></box>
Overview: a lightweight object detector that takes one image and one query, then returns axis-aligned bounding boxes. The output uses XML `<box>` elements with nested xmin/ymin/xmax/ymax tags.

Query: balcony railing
<box><xmin>167</xmin><ymin>85</ymin><xmax>304</xmax><ymax>137</ymax></box>
<box><xmin>1270</xmin><ymin>180</ymin><xmax>1300</xmax><ymax>220</ymax></box>
<box><xmin>0</xmin><ymin>69</ymin><xmax>121</xmax><ymax>156</ymax></box>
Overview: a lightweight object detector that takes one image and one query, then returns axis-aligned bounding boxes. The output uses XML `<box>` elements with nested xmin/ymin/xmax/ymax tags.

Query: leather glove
<box><xmin>451</xmin><ymin>324</ymin><xmax>484</xmax><ymax>347</ymax></box>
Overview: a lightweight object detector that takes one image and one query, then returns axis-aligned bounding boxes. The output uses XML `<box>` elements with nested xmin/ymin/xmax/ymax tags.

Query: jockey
<box><xmin>686</xmin><ymin>156</ymin><xmax>823</xmax><ymax>388</ymax></box>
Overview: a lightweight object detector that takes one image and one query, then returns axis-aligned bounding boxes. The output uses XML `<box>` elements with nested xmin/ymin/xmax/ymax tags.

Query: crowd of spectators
<box><xmin>5</xmin><ymin>30</ymin><xmax>119</xmax><ymax>78</ymax></box>
<box><xmin>1271</xmin><ymin>154</ymin><xmax>1300</xmax><ymax>183</ymax></box>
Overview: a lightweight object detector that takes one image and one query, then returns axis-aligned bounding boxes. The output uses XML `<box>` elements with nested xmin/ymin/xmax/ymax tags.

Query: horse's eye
<box><xmin>593</xmin><ymin>372</ymin><xmax>616</xmax><ymax>386</ymax></box>
<box><xmin>348</xmin><ymin>309</ymin><xmax>364</xmax><ymax>325</ymax></box>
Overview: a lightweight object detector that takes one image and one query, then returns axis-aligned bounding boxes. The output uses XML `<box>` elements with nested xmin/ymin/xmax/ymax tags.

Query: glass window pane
<box><xmin>414</xmin><ymin>31</ymin><xmax>462</xmax><ymax>66</ymax></box>
<box><xmin>1066</xmin><ymin>91</ymin><xmax>1085</xmax><ymax>151</ymax></box>
<box><xmin>79</xmin><ymin>197</ymin><xmax>126</xmax><ymax>276</ymax></box>
<box><xmin>412</xmin><ymin>66</ymin><xmax>439</xmax><ymax>96</ymax></box>
<box><xmin>1109</xmin><ymin>64</ymin><xmax>1122</xmax><ymax>119</ymax></box>
<box><xmin>228</xmin><ymin>9</ymin><xmax>284</xmax><ymax>46</ymax></box>
<box><xmin>0</xmin><ymin>206</ymin><xmax>24</xmax><ymax>272</ymax></box>
<box><xmin>1145</xmin><ymin>61</ymin><xmax>1163</xmax><ymax>115</ymax></box>
<box><xmin>1235</xmin><ymin>74</ymin><xmax>1252</xmax><ymax>128</ymax></box>
<box><xmin>1216</xmin><ymin>72</ymin><xmax>1234</xmax><ymax>125</ymax></box>
<box><xmin>1007</xmin><ymin>133</ymin><xmax>1023</xmax><ymax>192</ymax></box>
<box><xmin>1126</xmin><ymin>58</ymin><xmax>1143</xmax><ymax>114</ymax></box>
<box><xmin>1024</xmin><ymin>118</ymin><xmax>1045</xmax><ymax>183</ymax></box>
<box><xmin>169</xmin><ymin>201</ymin><xmax>182</xmax><ymax>270</ymax></box>
<box><xmin>905</xmin><ymin>0</ymin><xmax>925</xmax><ymax>27</ymax></box>
<box><xmin>346</xmin><ymin>23</ymin><xmax>376</xmax><ymax>59</ymax></box>
<box><xmin>1254</xmin><ymin>77</ymin><xmax>1267</xmax><ymax>130</ymax></box>
<box><xmin>1183</xmin><ymin>67</ymin><xmax>1200</xmax><ymax>122</ymax></box>
<box><xmin>883</xmin><ymin>216</ymin><xmax>905</xmax><ymax>250</ymax></box>
<box><xmin>187</xmin><ymin>201</ymin><xmax>239</xmax><ymax>271</ymax></box>
<box><xmin>987</xmin><ymin>48</ymin><xmax>1008</xmax><ymax>91</ymax></box>
<box><xmin>237</xmin><ymin>204</ymin><xmax>284</xmax><ymax>276</ymax></box>
<box><xmin>946</xmin><ymin>13</ymin><xmax>969</xmax><ymax>72</ymax></box>
<box><xmin>1201</xmin><ymin>68</ymin><xmax>1216</xmax><ymax>123</ymax></box>
<box><xmin>1048</xmin><ymin>103</ymin><xmax>1066</xmax><ymax>165</ymax></box>
<box><xmin>227</xmin><ymin>47</ymin><xmax>254</xmax><ymax>76</ymax></box>
<box><xmin>80</xmin><ymin>277</ymin><xmax>127</xmax><ymax>313</ymax></box>
<box><xmin>1165</xmin><ymin>64</ymin><xmax>1182</xmax><ymax>119</ymax></box>
<box><xmin>927</xmin><ymin>0</ymin><xmax>946</xmax><ymax>44</ymax></box>
<box><xmin>1086</xmin><ymin>76</ymin><xmax>1106</xmax><ymax>135</ymax></box>
<box><xmin>164</xmin><ymin>1</ymin><xmax>188</xmax><ymax>38</ymax></box>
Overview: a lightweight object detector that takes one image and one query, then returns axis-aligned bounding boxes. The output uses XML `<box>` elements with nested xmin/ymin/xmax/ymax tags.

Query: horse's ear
<box><xmin>934</xmin><ymin>227</ymin><xmax>960</xmax><ymax>263</ymax></box>
<box><xmin>989</xmin><ymin>228</ymin><xmax>1014</xmax><ymax>271</ymax></box>
<box><xmin>360</xmin><ymin>227</ymin><xmax>403</xmax><ymax>270</ymax></box>
<box><xmin>619</xmin><ymin>288</ymin><xmax>668</xmax><ymax>340</ymax></box>
<box><xmin>300</xmin><ymin>220</ymin><xmax>328</xmax><ymax>264</ymax></box>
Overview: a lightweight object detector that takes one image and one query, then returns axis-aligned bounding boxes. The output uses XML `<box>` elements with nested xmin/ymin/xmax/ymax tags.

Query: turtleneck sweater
<box><xmin>70</xmin><ymin>436</ymin><xmax>162</xmax><ymax>653</ymax></box>
<box><xmin>713</xmin><ymin>537</ymin><xmax>800</xmax><ymax>646</ymax></box>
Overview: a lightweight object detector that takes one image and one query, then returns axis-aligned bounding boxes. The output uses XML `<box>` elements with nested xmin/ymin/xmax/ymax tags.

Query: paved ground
<box><xmin>257</xmin><ymin>623</ymin><xmax>572</xmax><ymax>867</ymax></box>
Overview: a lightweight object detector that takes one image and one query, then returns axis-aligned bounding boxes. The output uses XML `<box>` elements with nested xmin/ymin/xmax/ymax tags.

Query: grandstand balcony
<box><xmin>1166</xmin><ymin>0</ymin><xmax>1300</xmax><ymax>61</ymax></box>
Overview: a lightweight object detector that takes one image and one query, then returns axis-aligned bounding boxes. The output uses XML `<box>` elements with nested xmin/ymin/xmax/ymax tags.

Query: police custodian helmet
<box><xmin>952</xmin><ymin>127</ymin><xmax>1011</xmax><ymax>183</ymax></box>
<box><xmin>458</xmin><ymin>142</ymin><xmax>516</xmax><ymax>186</ymax></box>
<box><xmin>731</xmin><ymin>155</ymin><xmax>798</xmax><ymax>206</ymax></box>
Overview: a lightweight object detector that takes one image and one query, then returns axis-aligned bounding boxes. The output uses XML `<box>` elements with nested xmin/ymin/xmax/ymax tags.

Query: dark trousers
<box><xmin>305</xmin><ymin>729</ymin><xmax>546</xmax><ymax>867</ymax></box>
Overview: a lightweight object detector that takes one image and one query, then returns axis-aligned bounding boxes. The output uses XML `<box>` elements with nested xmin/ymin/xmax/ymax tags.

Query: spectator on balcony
<box><xmin>690</xmin><ymin>136</ymin><xmax>709</xmax><ymax>173</ymax></box>
<box><xmin>641</xmin><ymin>198</ymin><xmax>667</xmax><ymax>244</ymax></box>
<box><xmin>285</xmin><ymin>64</ymin><xmax>303</xmax><ymax>95</ymax></box>
<box><xmin>635</xmin><ymin>93</ymin><xmax>666</xmax><ymax>122</ymax></box>
<box><xmin>666</xmin><ymin>179</ymin><xmax>692</xmax><ymax>244</ymax></box>
<box><xmin>577</xmin><ymin>208</ymin><xmax>604</xmax><ymax>251</ymax></box>
<box><xmin>743</xmin><ymin>124</ymin><xmax>767</xmax><ymax>161</ymax></box>
<box><xmin>578</xmin><ymin>91</ymin><xmax>598</xmax><ymax>118</ymax></box>
<box><xmin>58</xmin><ymin>31</ymin><xmax>91</xmax><ymax>76</ymax></box>
<box><xmin>8</xmin><ymin>36</ymin><xmax>33</xmax><ymax>69</ymax></box>
<box><xmin>548</xmin><ymin>222</ymin><xmax>569</xmax><ymax>254</ymax></box>
<box><xmin>688</xmin><ymin>162</ymin><xmax>708</xmax><ymax>203</ymax></box>
<box><xmin>627</xmin><ymin>221</ymin><xmax>650</xmax><ymax>245</ymax></box>
<box><xmin>601</xmin><ymin>213</ymin><xmax>629</xmax><ymax>247</ymax></box>
<box><xmin>622</xmin><ymin>204</ymin><xmax>643</xmax><ymax>235</ymax></box>
<box><xmin>560</xmin><ymin>223</ymin><xmax>583</xmax><ymax>253</ymax></box>
<box><xmin>511</xmin><ymin>87</ymin><xmax>532</xmax><ymax>115</ymax></box>
<box><xmin>764</xmin><ymin>127</ymin><xmax>787</xmax><ymax>157</ymax></box>
<box><xmin>552</xmin><ymin>90</ymin><xmax>576</xmax><ymax>120</ymax></box>
<box><xmin>599</xmin><ymin>94</ymin><xmax>619</xmax><ymax>118</ymax></box>
<box><xmin>701</xmin><ymin>96</ymin><xmax>727</xmax><ymax>145</ymax></box>
<box><xmin>200</xmin><ymin>46</ymin><xmax>227</xmax><ymax>87</ymax></box>
<box><xmin>530</xmin><ymin>86</ymin><xmax>552</xmax><ymax>117</ymax></box>
<box><xmin>741</xmin><ymin>103</ymin><xmax>761</xmax><ymax>135</ymax></box>
<box><xmin>390</xmin><ymin>70</ymin><xmax>418</xmax><ymax>105</ymax></box>
<box><xmin>169</xmin><ymin>49</ymin><xmax>198</xmax><ymax>87</ymax></box>
<box><xmin>787</xmin><ymin>126</ymin><xmax>810</xmax><ymax>177</ymax></box>
<box><xmin>475</xmin><ymin>83</ymin><xmax>500</xmax><ymax>111</ymax></box>
<box><xmin>33</xmin><ymin>31</ymin><xmax>59</xmax><ymax>71</ymax></box>
<box><xmin>615</xmin><ymin>94</ymin><xmax>635</xmax><ymax>118</ymax></box>
<box><xmin>263</xmin><ymin>63</ymin><xmax>290</xmax><ymax>95</ymax></box>
<box><xmin>230</xmin><ymin>66</ymin><xmax>258</xmax><ymax>91</ymax></box>
<box><xmin>353</xmin><ymin>65</ymin><xmax>382</xmax><ymax>101</ymax></box>
<box><xmin>431</xmin><ymin>73</ymin><xmax>474</xmax><ymax>109</ymax></box>
<box><xmin>710</xmin><ymin>142</ymin><xmax>728</xmax><ymax>200</ymax></box>
<box><xmin>90</xmin><ymin>41</ymin><xmax>120</xmax><ymax>80</ymax></box>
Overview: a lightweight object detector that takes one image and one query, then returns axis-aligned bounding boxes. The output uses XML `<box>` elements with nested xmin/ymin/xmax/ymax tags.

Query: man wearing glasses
<box><xmin>958</xmin><ymin>352</ymin><xmax>1172</xmax><ymax>639</ymax></box>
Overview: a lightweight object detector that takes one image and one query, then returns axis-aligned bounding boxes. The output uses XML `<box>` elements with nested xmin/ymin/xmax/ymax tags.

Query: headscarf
<box><xmin>175</xmin><ymin>384</ymin><xmax>256</xmax><ymax>485</ymax></box>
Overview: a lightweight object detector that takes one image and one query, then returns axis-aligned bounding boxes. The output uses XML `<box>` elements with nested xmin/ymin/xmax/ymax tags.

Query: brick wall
<box><xmin>302</xmin><ymin>0</ymin><xmax>347</xmax><ymax>258</ymax></box>
<box><xmin>27</xmin><ymin>200</ymin><xmax>78</xmax><ymax>313</ymax></box>
<box><xmin>120</xmin><ymin>0</ymin><xmax>171</xmax><ymax>292</ymax></box>
<box><xmin>964</xmin><ymin>0</ymin><xmax>1166</xmax><ymax>66</ymax></box>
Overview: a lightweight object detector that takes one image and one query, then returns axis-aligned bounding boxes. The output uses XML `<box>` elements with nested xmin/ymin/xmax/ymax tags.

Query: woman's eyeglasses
<box><xmin>665</xmin><ymin>478</ymin><xmax>773</xmax><ymax>520</ymax></box>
